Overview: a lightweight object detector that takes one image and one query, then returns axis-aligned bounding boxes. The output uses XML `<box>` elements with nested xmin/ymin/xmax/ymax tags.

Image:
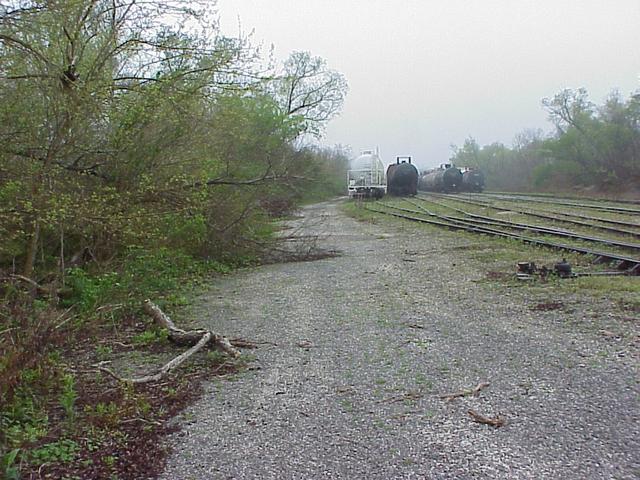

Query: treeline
<box><xmin>450</xmin><ymin>88</ymin><xmax>640</xmax><ymax>193</ymax></box>
<box><xmin>0</xmin><ymin>1</ymin><xmax>349</xmax><ymax>281</ymax></box>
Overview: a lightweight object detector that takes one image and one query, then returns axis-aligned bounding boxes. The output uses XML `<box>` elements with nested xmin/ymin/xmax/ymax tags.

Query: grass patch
<box><xmin>340</xmin><ymin>199</ymin><xmax>383</xmax><ymax>223</ymax></box>
<box><xmin>562</xmin><ymin>276</ymin><xmax>640</xmax><ymax>296</ymax></box>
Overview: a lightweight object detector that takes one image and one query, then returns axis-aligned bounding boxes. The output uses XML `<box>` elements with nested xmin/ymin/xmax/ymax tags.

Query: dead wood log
<box><xmin>99</xmin><ymin>332</ymin><xmax>212</xmax><ymax>384</ymax></box>
<box><xmin>468</xmin><ymin>409</ymin><xmax>505</xmax><ymax>427</ymax></box>
<box><xmin>142</xmin><ymin>299</ymin><xmax>239</xmax><ymax>357</ymax></box>
<box><xmin>439</xmin><ymin>382</ymin><xmax>490</xmax><ymax>402</ymax></box>
<box><xmin>99</xmin><ymin>301</ymin><xmax>240</xmax><ymax>384</ymax></box>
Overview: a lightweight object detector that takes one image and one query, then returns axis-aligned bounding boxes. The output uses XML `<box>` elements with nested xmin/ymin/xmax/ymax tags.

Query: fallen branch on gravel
<box><xmin>99</xmin><ymin>332</ymin><xmax>213</xmax><ymax>384</ymax></box>
<box><xmin>468</xmin><ymin>409</ymin><xmax>505</xmax><ymax>427</ymax></box>
<box><xmin>99</xmin><ymin>300</ymin><xmax>240</xmax><ymax>384</ymax></box>
<box><xmin>439</xmin><ymin>382</ymin><xmax>490</xmax><ymax>402</ymax></box>
<box><xmin>379</xmin><ymin>390</ymin><xmax>423</xmax><ymax>404</ymax></box>
<box><xmin>143</xmin><ymin>300</ymin><xmax>240</xmax><ymax>357</ymax></box>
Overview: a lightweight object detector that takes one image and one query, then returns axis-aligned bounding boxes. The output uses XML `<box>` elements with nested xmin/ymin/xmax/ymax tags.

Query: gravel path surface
<box><xmin>160</xmin><ymin>200</ymin><xmax>639</xmax><ymax>480</ymax></box>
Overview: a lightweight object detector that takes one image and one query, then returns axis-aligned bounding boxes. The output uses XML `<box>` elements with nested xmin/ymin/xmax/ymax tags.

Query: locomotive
<box><xmin>460</xmin><ymin>167</ymin><xmax>485</xmax><ymax>193</ymax></box>
<box><xmin>386</xmin><ymin>156</ymin><xmax>418</xmax><ymax>196</ymax></box>
<box><xmin>418</xmin><ymin>163</ymin><xmax>463</xmax><ymax>193</ymax></box>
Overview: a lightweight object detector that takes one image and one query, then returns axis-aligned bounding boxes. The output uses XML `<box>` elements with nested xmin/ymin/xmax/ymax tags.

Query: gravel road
<box><xmin>160</xmin><ymin>200</ymin><xmax>639</xmax><ymax>480</ymax></box>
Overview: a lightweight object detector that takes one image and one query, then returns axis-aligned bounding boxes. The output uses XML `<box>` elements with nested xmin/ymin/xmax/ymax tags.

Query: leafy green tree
<box><xmin>0</xmin><ymin>0</ymin><xmax>264</xmax><ymax>276</ymax></box>
<box><xmin>543</xmin><ymin>88</ymin><xmax>640</xmax><ymax>186</ymax></box>
<box><xmin>0</xmin><ymin>1</ymin><xmax>350</xmax><ymax>282</ymax></box>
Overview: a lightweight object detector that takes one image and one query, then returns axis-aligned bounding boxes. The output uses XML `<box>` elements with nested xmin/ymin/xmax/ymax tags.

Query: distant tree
<box><xmin>513</xmin><ymin>129</ymin><xmax>545</xmax><ymax>151</ymax></box>
<box><xmin>542</xmin><ymin>88</ymin><xmax>640</xmax><ymax>185</ymax></box>
<box><xmin>542</xmin><ymin>88</ymin><xmax>595</xmax><ymax>135</ymax></box>
<box><xmin>275</xmin><ymin>51</ymin><xmax>348</xmax><ymax>136</ymax></box>
<box><xmin>450</xmin><ymin>137</ymin><xmax>481</xmax><ymax>167</ymax></box>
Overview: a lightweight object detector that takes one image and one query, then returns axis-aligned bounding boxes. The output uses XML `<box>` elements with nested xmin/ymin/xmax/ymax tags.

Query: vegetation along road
<box><xmin>160</xmin><ymin>199</ymin><xmax>639</xmax><ymax>479</ymax></box>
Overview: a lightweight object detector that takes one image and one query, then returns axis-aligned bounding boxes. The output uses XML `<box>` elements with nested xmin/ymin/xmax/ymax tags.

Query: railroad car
<box><xmin>418</xmin><ymin>163</ymin><xmax>462</xmax><ymax>193</ymax></box>
<box><xmin>386</xmin><ymin>156</ymin><xmax>418</xmax><ymax>196</ymax></box>
<box><xmin>347</xmin><ymin>150</ymin><xmax>386</xmax><ymax>199</ymax></box>
<box><xmin>460</xmin><ymin>167</ymin><xmax>485</xmax><ymax>193</ymax></box>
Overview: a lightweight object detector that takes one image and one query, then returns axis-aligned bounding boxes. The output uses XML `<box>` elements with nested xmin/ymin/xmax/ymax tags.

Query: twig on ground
<box><xmin>119</xmin><ymin>417</ymin><xmax>163</xmax><ymax>426</ymax></box>
<box><xmin>2</xmin><ymin>274</ymin><xmax>51</xmax><ymax>294</ymax></box>
<box><xmin>406</xmin><ymin>323</ymin><xmax>424</xmax><ymax>329</ymax></box>
<box><xmin>379</xmin><ymin>390</ymin><xmax>424</xmax><ymax>404</ymax></box>
<box><xmin>96</xmin><ymin>303</ymin><xmax>125</xmax><ymax>313</ymax></box>
<box><xmin>468</xmin><ymin>409</ymin><xmax>505</xmax><ymax>427</ymax></box>
<box><xmin>439</xmin><ymin>381</ymin><xmax>490</xmax><ymax>402</ymax></box>
<box><xmin>53</xmin><ymin>305</ymin><xmax>77</xmax><ymax>331</ymax></box>
<box><xmin>230</xmin><ymin>338</ymin><xmax>278</xmax><ymax>347</ymax></box>
<box><xmin>143</xmin><ymin>300</ymin><xmax>240</xmax><ymax>357</ymax></box>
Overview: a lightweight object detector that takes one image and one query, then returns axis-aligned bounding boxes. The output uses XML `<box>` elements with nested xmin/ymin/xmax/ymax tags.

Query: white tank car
<box><xmin>347</xmin><ymin>150</ymin><xmax>386</xmax><ymax>198</ymax></box>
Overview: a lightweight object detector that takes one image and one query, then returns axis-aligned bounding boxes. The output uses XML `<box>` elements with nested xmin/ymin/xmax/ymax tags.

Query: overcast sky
<box><xmin>217</xmin><ymin>0</ymin><xmax>640</xmax><ymax>169</ymax></box>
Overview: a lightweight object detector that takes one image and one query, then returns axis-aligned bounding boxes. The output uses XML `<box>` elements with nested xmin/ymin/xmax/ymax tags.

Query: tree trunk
<box><xmin>22</xmin><ymin>219</ymin><xmax>40</xmax><ymax>279</ymax></box>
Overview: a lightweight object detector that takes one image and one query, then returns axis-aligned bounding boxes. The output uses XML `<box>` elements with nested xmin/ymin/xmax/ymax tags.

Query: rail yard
<box><xmin>366</xmin><ymin>192</ymin><xmax>640</xmax><ymax>276</ymax></box>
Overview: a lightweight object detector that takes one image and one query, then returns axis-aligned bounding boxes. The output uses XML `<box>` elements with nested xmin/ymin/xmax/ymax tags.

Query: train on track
<box><xmin>418</xmin><ymin>164</ymin><xmax>485</xmax><ymax>193</ymax></box>
<box><xmin>387</xmin><ymin>156</ymin><xmax>418</xmax><ymax>196</ymax></box>
<box><xmin>347</xmin><ymin>150</ymin><xmax>386</xmax><ymax>199</ymax></box>
<box><xmin>347</xmin><ymin>151</ymin><xmax>483</xmax><ymax>198</ymax></box>
<box><xmin>460</xmin><ymin>167</ymin><xmax>485</xmax><ymax>193</ymax></box>
<box><xmin>419</xmin><ymin>163</ymin><xmax>462</xmax><ymax>193</ymax></box>
<box><xmin>347</xmin><ymin>152</ymin><xmax>418</xmax><ymax>198</ymax></box>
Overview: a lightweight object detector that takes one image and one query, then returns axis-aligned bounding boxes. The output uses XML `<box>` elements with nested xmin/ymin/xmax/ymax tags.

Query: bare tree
<box><xmin>277</xmin><ymin>51</ymin><xmax>347</xmax><ymax>136</ymax></box>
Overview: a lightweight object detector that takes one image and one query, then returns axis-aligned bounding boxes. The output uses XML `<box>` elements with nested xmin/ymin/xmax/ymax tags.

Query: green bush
<box><xmin>29</xmin><ymin>439</ymin><xmax>79</xmax><ymax>464</ymax></box>
<box><xmin>1</xmin><ymin>387</ymin><xmax>49</xmax><ymax>448</ymax></box>
<box><xmin>532</xmin><ymin>160</ymin><xmax>584</xmax><ymax>189</ymax></box>
<box><xmin>62</xmin><ymin>247</ymin><xmax>218</xmax><ymax>313</ymax></box>
<box><xmin>1</xmin><ymin>448</ymin><xmax>20</xmax><ymax>480</ymax></box>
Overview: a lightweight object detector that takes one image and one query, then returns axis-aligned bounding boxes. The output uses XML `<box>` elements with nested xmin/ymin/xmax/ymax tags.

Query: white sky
<box><xmin>217</xmin><ymin>0</ymin><xmax>640</xmax><ymax>169</ymax></box>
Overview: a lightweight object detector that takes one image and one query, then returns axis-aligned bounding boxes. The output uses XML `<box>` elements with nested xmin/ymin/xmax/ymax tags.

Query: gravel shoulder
<box><xmin>160</xmin><ymin>199</ymin><xmax>639</xmax><ymax>480</ymax></box>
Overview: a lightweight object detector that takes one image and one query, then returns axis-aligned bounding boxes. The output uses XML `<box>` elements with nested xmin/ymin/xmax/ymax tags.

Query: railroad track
<box><xmin>419</xmin><ymin>193</ymin><xmax>640</xmax><ymax>237</ymax></box>
<box><xmin>407</xmin><ymin>198</ymin><xmax>640</xmax><ymax>252</ymax></box>
<box><xmin>484</xmin><ymin>191</ymin><xmax>640</xmax><ymax>206</ymax></box>
<box><xmin>365</xmin><ymin>201</ymin><xmax>640</xmax><ymax>275</ymax></box>
<box><xmin>467</xmin><ymin>192</ymin><xmax>640</xmax><ymax>215</ymax></box>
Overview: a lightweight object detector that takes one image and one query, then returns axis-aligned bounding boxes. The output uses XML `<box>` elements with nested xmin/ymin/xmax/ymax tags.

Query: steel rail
<box><xmin>430</xmin><ymin>192</ymin><xmax>640</xmax><ymax>229</ymax></box>
<box><xmin>407</xmin><ymin>198</ymin><xmax>640</xmax><ymax>251</ymax></box>
<box><xmin>486</xmin><ymin>191</ymin><xmax>640</xmax><ymax>206</ymax></box>
<box><xmin>469</xmin><ymin>192</ymin><xmax>640</xmax><ymax>215</ymax></box>
<box><xmin>419</xmin><ymin>193</ymin><xmax>640</xmax><ymax>236</ymax></box>
<box><xmin>367</xmin><ymin>203</ymin><xmax>640</xmax><ymax>275</ymax></box>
